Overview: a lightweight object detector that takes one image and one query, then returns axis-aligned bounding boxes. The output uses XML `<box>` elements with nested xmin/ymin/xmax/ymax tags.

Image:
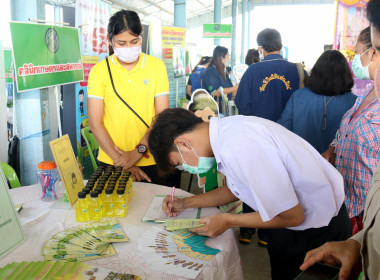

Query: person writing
<box><xmin>148</xmin><ymin>108</ymin><xmax>351</xmax><ymax>280</ymax></box>
<box><xmin>87</xmin><ymin>10</ymin><xmax>178</xmax><ymax>186</ymax></box>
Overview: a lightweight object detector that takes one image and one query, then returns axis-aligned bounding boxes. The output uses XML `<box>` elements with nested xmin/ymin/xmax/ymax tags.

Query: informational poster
<box><xmin>9</xmin><ymin>22</ymin><xmax>84</xmax><ymax>92</ymax></box>
<box><xmin>50</xmin><ymin>135</ymin><xmax>85</xmax><ymax>206</ymax></box>
<box><xmin>203</xmin><ymin>24</ymin><xmax>232</xmax><ymax>38</ymax></box>
<box><xmin>0</xmin><ymin>168</ymin><xmax>25</xmax><ymax>259</ymax></box>
<box><xmin>75</xmin><ymin>0</ymin><xmax>110</xmax><ymax>178</ymax></box>
<box><xmin>4</xmin><ymin>50</ymin><xmax>14</xmax><ymax>84</ymax></box>
<box><xmin>334</xmin><ymin>0</ymin><xmax>369</xmax><ymax>51</ymax></box>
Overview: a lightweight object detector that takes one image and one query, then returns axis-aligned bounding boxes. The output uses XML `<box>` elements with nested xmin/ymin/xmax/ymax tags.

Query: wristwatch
<box><xmin>136</xmin><ymin>144</ymin><xmax>149</xmax><ymax>158</ymax></box>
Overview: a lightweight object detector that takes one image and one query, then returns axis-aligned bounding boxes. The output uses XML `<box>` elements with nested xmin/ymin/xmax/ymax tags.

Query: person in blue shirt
<box><xmin>235</xmin><ymin>28</ymin><xmax>301</xmax><ymax>121</ymax></box>
<box><xmin>202</xmin><ymin>46</ymin><xmax>239</xmax><ymax>114</ymax></box>
<box><xmin>186</xmin><ymin>56</ymin><xmax>212</xmax><ymax>100</ymax></box>
<box><xmin>235</xmin><ymin>28</ymin><xmax>302</xmax><ymax>246</ymax></box>
<box><xmin>278</xmin><ymin>50</ymin><xmax>356</xmax><ymax>154</ymax></box>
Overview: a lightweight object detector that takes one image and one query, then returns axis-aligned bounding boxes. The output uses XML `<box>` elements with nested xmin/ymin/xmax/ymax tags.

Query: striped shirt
<box><xmin>334</xmin><ymin>88</ymin><xmax>380</xmax><ymax>218</ymax></box>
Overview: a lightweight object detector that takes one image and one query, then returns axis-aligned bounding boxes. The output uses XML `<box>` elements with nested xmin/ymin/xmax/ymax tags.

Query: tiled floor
<box><xmin>180</xmin><ymin>173</ymin><xmax>272</xmax><ymax>279</ymax></box>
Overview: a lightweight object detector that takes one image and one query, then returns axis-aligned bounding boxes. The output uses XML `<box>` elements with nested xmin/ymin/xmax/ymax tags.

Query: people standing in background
<box><xmin>278</xmin><ymin>50</ymin><xmax>356</xmax><ymax>154</ymax></box>
<box><xmin>235</xmin><ymin>28</ymin><xmax>302</xmax><ymax>246</ymax></box>
<box><xmin>323</xmin><ymin>26</ymin><xmax>380</xmax><ymax>235</ymax></box>
<box><xmin>87</xmin><ymin>10</ymin><xmax>180</xmax><ymax>187</ymax></box>
<box><xmin>226</xmin><ymin>66</ymin><xmax>232</xmax><ymax>79</ymax></box>
<box><xmin>301</xmin><ymin>2</ymin><xmax>380</xmax><ymax>279</ymax></box>
<box><xmin>186</xmin><ymin>56</ymin><xmax>212</xmax><ymax>100</ymax></box>
<box><xmin>235</xmin><ymin>28</ymin><xmax>301</xmax><ymax>121</ymax></box>
<box><xmin>202</xmin><ymin>46</ymin><xmax>239</xmax><ymax>114</ymax></box>
<box><xmin>245</xmin><ymin>48</ymin><xmax>260</xmax><ymax>65</ymax></box>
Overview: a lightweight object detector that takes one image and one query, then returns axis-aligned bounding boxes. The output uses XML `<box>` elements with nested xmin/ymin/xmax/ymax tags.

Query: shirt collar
<box><xmin>263</xmin><ymin>54</ymin><xmax>283</xmax><ymax>61</ymax></box>
<box><xmin>110</xmin><ymin>53</ymin><xmax>145</xmax><ymax>72</ymax></box>
<box><xmin>209</xmin><ymin>117</ymin><xmax>222</xmax><ymax>167</ymax></box>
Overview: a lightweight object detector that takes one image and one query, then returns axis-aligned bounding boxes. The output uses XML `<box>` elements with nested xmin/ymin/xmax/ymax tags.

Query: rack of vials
<box><xmin>76</xmin><ymin>166</ymin><xmax>133</xmax><ymax>222</ymax></box>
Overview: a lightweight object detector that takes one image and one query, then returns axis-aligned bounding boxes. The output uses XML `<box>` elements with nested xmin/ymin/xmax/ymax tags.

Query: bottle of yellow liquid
<box><xmin>76</xmin><ymin>192</ymin><xmax>89</xmax><ymax>222</ymax></box>
<box><xmin>89</xmin><ymin>191</ymin><xmax>102</xmax><ymax>221</ymax></box>
<box><xmin>114</xmin><ymin>189</ymin><xmax>127</xmax><ymax>218</ymax></box>
<box><xmin>104</xmin><ymin>188</ymin><xmax>115</xmax><ymax>217</ymax></box>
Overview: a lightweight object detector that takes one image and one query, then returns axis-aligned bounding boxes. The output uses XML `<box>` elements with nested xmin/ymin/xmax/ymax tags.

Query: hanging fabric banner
<box><xmin>75</xmin><ymin>0</ymin><xmax>110</xmax><ymax>178</ymax></box>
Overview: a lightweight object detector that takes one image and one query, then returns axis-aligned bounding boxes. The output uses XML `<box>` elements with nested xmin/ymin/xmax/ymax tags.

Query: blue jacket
<box><xmin>235</xmin><ymin>54</ymin><xmax>300</xmax><ymax>121</ymax></box>
<box><xmin>277</xmin><ymin>87</ymin><xmax>357</xmax><ymax>153</ymax></box>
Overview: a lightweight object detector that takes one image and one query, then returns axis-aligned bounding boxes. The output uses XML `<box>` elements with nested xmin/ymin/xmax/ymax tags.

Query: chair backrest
<box><xmin>0</xmin><ymin>162</ymin><xmax>21</xmax><ymax>189</ymax></box>
<box><xmin>81</xmin><ymin>126</ymin><xmax>99</xmax><ymax>171</ymax></box>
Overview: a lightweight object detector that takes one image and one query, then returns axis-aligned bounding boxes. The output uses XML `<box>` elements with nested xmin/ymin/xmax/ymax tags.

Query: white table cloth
<box><xmin>0</xmin><ymin>182</ymin><xmax>243</xmax><ymax>280</ymax></box>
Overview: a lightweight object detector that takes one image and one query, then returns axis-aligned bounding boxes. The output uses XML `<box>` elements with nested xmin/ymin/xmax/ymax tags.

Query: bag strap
<box><xmin>105</xmin><ymin>57</ymin><xmax>149</xmax><ymax>128</ymax></box>
<box><xmin>295</xmin><ymin>63</ymin><xmax>305</xmax><ymax>89</ymax></box>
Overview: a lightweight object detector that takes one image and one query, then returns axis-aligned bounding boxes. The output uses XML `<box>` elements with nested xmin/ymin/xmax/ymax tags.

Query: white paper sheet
<box><xmin>142</xmin><ymin>196</ymin><xmax>200</xmax><ymax>222</ymax></box>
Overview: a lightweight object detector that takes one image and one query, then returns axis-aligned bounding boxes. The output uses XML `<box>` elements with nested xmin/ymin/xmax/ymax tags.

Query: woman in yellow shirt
<box><xmin>87</xmin><ymin>10</ymin><xmax>175</xmax><ymax>185</ymax></box>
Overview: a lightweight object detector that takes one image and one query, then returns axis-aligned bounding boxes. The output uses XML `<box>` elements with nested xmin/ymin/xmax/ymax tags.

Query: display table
<box><xmin>0</xmin><ymin>182</ymin><xmax>243</xmax><ymax>280</ymax></box>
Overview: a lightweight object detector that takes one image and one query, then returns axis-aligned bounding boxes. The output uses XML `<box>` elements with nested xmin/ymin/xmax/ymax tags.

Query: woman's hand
<box><xmin>162</xmin><ymin>195</ymin><xmax>187</xmax><ymax>217</ymax></box>
<box><xmin>300</xmin><ymin>240</ymin><xmax>361</xmax><ymax>280</ymax></box>
<box><xmin>322</xmin><ymin>146</ymin><xmax>336</xmax><ymax>165</ymax></box>
<box><xmin>212</xmin><ymin>89</ymin><xmax>221</xmax><ymax>97</ymax></box>
<box><xmin>189</xmin><ymin>213</ymin><xmax>231</xmax><ymax>237</ymax></box>
<box><xmin>129</xmin><ymin>166</ymin><xmax>151</xmax><ymax>182</ymax></box>
<box><xmin>113</xmin><ymin>146</ymin><xmax>141</xmax><ymax>170</ymax></box>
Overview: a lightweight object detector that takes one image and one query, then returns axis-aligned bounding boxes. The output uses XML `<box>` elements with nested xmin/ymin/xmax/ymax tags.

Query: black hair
<box><xmin>357</xmin><ymin>26</ymin><xmax>372</xmax><ymax>50</ymax></box>
<box><xmin>107</xmin><ymin>10</ymin><xmax>143</xmax><ymax>55</ymax></box>
<box><xmin>226</xmin><ymin>66</ymin><xmax>232</xmax><ymax>73</ymax></box>
<box><xmin>367</xmin><ymin>0</ymin><xmax>380</xmax><ymax>30</ymax></box>
<box><xmin>191</xmin><ymin>56</ymin><xmax>212</xmax><ymax>72</ymax></box>
<box><xmin>256</xmin><ymin>28</ymin><xmax>282</xmax><ymax>53</ymax></box>
<box><xmin>79</xmin><ymin>89</ymin><xmax>84</xmax><ymax>96</ymax></box>
<box><xmin>305</xmin><ymin>50</ymin><xmax>353</xmax><ymax>96</ymax></box>
<box><xmin>148</xmin><ymin>108</ymin><xmax>203</xmax><ymax>175</ymax></box>
<box><xmin>210</xmin><ymin>46</ymin><xmax>229</xmax><ymax>81</ymax></box>
<box><xmin>245</xmin><ymin>49</ymin><xmax>260</xmax><ymax>65</ymax></box>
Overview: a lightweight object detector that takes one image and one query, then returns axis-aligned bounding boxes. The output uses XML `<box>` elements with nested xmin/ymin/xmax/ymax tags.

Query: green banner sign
<box><xmin>10</xmin><ymin>22</ymin><xmax>84</xmax><ymax>92</ymax></box>
<box><xmin>203</xmin><ymin>24</ymin><xmax>232</xmax><ymax>38</ymax></box>
<box><xmin>4</xmin><ymin>50</ymin><xmax>14</xmax><ymax>84</ymax></box>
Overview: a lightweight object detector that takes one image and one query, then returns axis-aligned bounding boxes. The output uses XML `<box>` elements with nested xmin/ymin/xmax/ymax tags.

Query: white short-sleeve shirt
<box><xmin>209</xmin><ymin>116</ymin><xmax>345</xmax><ymax>230</ymax></box>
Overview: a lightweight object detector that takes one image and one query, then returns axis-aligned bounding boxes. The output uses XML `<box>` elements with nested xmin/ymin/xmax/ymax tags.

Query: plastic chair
<box><xmin>81</xmin><ymin>126</ymin><xmax>99</xmax><ymax>172</ymax></box>
<box><xmin>0</xmin><ymin>162</ymin><xmax>21</xmax><ymax>189</ymax></box>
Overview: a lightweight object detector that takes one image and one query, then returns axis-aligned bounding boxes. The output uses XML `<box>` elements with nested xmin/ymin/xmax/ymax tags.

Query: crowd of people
<box><xmin>86</xmin><ymin>0</ymin><xmax>380</xmax><ymax>279</ymax></box>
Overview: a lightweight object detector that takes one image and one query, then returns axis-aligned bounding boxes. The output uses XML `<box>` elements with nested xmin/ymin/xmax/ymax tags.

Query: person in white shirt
<box><xmin>148</xmin><ymin>108</ymin><xmax>352</xmax><ymax>280</ymax></box>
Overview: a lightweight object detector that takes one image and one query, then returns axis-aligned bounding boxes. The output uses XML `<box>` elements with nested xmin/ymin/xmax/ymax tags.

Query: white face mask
<box><xmin>114</xmin><ymin>45</ymin><xmax>142</xmax><ymax>63</ymax></box>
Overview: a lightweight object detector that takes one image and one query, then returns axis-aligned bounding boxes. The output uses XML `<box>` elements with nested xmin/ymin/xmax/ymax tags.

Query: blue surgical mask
<box><xmin>176</xmin><ymin>142</ymin><xmax>215</xmax><ymax>174</ymax></box>
<box><xmin>352</xmin><ymin>48</ymin><xmax>372</xmax><ymax>80</ymax></box>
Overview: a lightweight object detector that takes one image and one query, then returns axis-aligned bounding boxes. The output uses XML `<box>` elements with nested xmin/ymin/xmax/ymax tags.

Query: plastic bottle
<box><xmin>88</xmin><ymin>191</ymin><xmax>102</xmax><ymax>221</ymax></box>
<box><xmin>114</xmin><ymin>189</ymin><xmax>127</xmax><ymax>217</ymax></box>
<box><xmin>76</xmin><ymin>192</ymin><xmax>89</xmax><ymax>222</ymax></box>
<box><xmin>104</xmin><ymin>188</ymin><xmax>115</xmax><ymax>217</ymax></box>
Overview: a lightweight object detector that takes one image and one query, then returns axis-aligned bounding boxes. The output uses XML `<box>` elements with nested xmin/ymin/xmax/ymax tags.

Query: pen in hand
<box><xmin>169</xmin><ymin>186</ymin><xmax>175</xmax><ymax>215</ymax></box>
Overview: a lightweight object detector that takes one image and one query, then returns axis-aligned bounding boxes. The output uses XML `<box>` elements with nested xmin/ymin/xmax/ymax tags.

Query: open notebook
<box><xmin>142</xmin><ymin>196</ymin><xmax>201</xmax><ymax>222</ymax></box>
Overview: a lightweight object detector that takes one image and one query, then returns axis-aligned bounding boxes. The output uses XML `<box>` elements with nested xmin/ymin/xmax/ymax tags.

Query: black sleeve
<box><xmin>187</xmin><ymin>76</ymin><xmax>192</xmax><ymax>86</ymax></box>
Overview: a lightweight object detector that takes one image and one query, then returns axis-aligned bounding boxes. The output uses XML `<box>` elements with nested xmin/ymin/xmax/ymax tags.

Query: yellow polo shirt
<box><xmin>87</xmin><ymin>53</ymin><xmax>169</xmax><ymax>166</ymax></box>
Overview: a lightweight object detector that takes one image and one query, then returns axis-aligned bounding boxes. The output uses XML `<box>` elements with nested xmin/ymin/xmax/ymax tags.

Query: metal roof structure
<box><xmin>46</xmin><ymin>0</ymin><xmax>335</xmax><ymax>28</ymax></box>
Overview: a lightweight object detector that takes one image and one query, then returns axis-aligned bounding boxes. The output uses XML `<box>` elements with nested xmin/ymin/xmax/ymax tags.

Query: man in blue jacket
<box><xmin>235</xmin><ymin>28</ymin><xmax>302</xmax><ymax>246</ymax></box>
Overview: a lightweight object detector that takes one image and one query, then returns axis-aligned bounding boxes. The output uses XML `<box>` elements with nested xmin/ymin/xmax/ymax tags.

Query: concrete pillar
<box><xmin>11</xmin><ymin>0</ymin><xmax>50</xmax><ymax>186</ymax></box>
<box><xmin>214</xmin><ymin>0</ymin><xmax>221</xmax><ymax>46</ymax></box>
<box><xmin>231</xmin><ymin>0</ymin><xmax>237</xmax><ymax>67</ymax></box>
<box><xmin>241</xmin><ymin>0</ymin><xmax>246</xmax><ymax>63</ymax></box>
<box><xmin>174</xmin><ymin>0</ymin><xmax>186</xmax><ymax>28</ymax></box>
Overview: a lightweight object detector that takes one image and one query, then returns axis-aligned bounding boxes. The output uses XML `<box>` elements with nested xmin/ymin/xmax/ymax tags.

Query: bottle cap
<box><xmin>78</xmin><ymin>191</ymin><xmax>86</xmax><ymax>199</ymax></box>
<box><xmin>105</xmin><ymin>188</ymin><xmax>113</xmax><ymax>195</ymax></box>
<box><xmin>38</xmin><ymin>161</ymin><xmax>57</xmax><ymax>170</ymax></box>
<box><xmin>90</xmin><ymin>191</ymin><xmax>99</xmax><ymax>198</ymax></box>
<box><xmin>82</xmin><ymin>188</ymin><xmax>91</xmax><ymax>194</ymax></box>
<box><xmin>117</xmin><ymin>189</ymin><xmax>125</xmax><ymax>195</ymax></box>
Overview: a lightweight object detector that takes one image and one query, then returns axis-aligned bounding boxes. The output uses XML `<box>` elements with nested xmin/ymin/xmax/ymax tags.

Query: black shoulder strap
<box><xmin>105</xmin><ymin>57</ymin><xmax>149</xmax><ymax>128</ymax></box>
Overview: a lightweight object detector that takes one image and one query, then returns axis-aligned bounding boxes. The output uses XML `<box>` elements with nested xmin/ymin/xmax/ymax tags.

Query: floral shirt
<box><xmin>334</xmin><ymin>88</ymin><xmax>380</xmax><ymax>218</ymax></box>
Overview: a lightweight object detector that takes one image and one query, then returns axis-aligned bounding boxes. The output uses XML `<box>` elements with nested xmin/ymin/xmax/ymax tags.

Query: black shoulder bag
<box><xmin>105</xmin><ymin>57</ymin><xmax>149</xmax><ymax>128</ymax></box>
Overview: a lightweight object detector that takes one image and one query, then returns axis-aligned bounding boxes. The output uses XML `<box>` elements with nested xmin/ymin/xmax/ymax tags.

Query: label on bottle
<box><xmin>122</xmin><ymin>204</ymin><xmax>126</xmax><ymax>208</ymax></box>
<box><xmin>82</xmin><ymin>209</ymin><xmax>87</xmax><ymax>213</ymax></box>
<box><xmin>110</xmin><ymin>204</ymin><xmax>114</xmax><ymax>208</ymax></box>
<box><xmin>95</xmin><ymin>208</ymin><xmax>100</xmax><ymax>212</ymax></box>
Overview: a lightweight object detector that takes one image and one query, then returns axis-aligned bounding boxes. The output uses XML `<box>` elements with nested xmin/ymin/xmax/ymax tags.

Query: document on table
<box><xmin>165</xmin><ymin>219</ymin><xmax>204</xmax><ymax>230</ymax></box>
<box><xmin>142</xmin><ymin>196</ymin><xmax>201</xmax><ymax>222</ymax></box>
